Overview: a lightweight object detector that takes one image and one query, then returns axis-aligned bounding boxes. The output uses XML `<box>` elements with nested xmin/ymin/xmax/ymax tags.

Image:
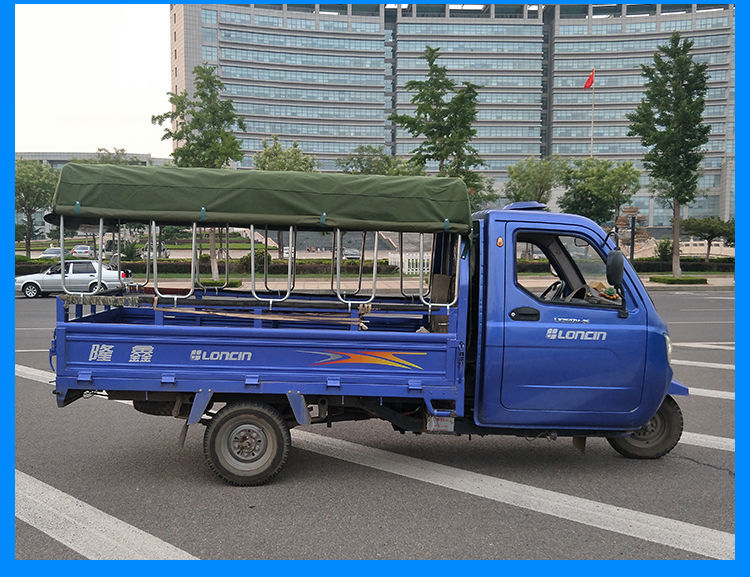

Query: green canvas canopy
<box><xmin>47</xmin><ymin>164</ymin><xmax>472</xmax><ymax>235</ymax></box>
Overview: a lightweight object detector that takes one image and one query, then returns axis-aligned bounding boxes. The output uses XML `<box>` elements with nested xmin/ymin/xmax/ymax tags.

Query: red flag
<box><xmin>583</xmin><ymin>68</ymin><xmax>595</xmax><ymax>90</ymax></box>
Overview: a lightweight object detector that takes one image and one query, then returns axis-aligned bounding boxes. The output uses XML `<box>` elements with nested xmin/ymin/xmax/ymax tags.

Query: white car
<box><xmin>70</xmin><ymin>245</ymin><xmax>94</xmax><ymax>258</ymax></box>
<box><xmin>15</xmin><ymin>260</ymin><xmax>133</xmax><ymax>298</ymax></box>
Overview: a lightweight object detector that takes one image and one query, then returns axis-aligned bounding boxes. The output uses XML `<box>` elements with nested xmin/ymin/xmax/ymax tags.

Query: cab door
<box><xmin>502</xmin><ymin>222</ymin><xmax>647</xmax><ymax>414</ymax></box>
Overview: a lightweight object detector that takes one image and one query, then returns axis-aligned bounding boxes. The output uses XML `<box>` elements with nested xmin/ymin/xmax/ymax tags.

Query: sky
<box><xmin>15</xmin><ymin>4</ymin><xmax>173</xmax><ymax>159</ymax></box>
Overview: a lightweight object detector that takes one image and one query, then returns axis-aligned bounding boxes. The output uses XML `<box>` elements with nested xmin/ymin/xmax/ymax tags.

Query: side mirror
<box><xmin>606</xmin><ymin>248</ymin><xmax>624</xmax><ymax>288</ymax></box>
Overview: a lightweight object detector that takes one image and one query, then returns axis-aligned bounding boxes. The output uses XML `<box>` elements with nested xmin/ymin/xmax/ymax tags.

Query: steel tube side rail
<box><xmin>335</xmin><ymin>228</ymin><xmax>377</xmax><ymax>309</ymax></box>
<box><xmin>152</xmin><ymin>221</ymin><xmax>197</xmax><ymax>306</ymax></box>
<box><xmin>418</xmin><ymin>233</ymin><xmax>460</xmax><ymax>311</ymax></box>
<box><xmin>135</xmin><ymin>223</ymin><xmax>151</xmax><ymax>288</ymax></box>
<box><xmin>250</xmin><ymin>224</ymin><xmax>295</xmax><ymax>309</ymax></box>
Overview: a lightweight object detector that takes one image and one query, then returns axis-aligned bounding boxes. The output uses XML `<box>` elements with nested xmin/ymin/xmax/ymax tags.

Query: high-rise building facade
<box><xmin>546</xmin><ymin>4</ymin><xmax>734</xmax><ymax>224</ymax></box>
<box><xmin>170</xmin><ymin>4</ymin><xmax>734</xmax><ymax>225</ymax></box>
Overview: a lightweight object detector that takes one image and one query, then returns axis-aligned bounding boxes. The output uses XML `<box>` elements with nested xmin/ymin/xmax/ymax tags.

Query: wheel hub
<box><xmin>632</xmin><ymin>413</ymin><xmax>665</xmax><ymax>445</ymax></box>
<box><xmin>228</xmin><ymin>424</ymin><xmax>267</xmax><ymax>463</ymax></box>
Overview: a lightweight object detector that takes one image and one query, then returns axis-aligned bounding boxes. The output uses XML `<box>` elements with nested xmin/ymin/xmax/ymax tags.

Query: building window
<box><xmin>201</xmin><ymin>9</ymin><xmax>216</xmax><ymax>24</ymax></box>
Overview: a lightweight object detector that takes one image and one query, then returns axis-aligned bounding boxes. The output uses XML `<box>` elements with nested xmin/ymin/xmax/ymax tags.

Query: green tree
<box><xmin>627</xmin><ymin>32</ymin><xmax>710</xmax><ymax>277</ymax></box>
<box><xmin>15</xmin><ymin>160</ymin><xmax>59</xmax><ymax>258</ymax></box>
<box><xmin>559</xmin><ymin>158</ymin><xmax>640</xmax><ymax>225</ymax></box>
<box><xmin>152</xmin><ymin>64</ymin><xmax>246</xmax><ymax>169</ymax></box>
<box><xmin>681</xmin><ymin>216</ymin><xmax>734</xmax><ymax>261</ymax></box>
<box><xmin>254</xmin><ymin>135</ymin><xmax>319</xmax><ymax>172</ymax></box>
<box><xmin>389</xmin><ymin>46</ymin><xmax>496</xmax><ymax>210</ymax></box>
<box><xmin>336</xmin><ymin>144</ymin><xmax>424</xmax><ymax>176</ymax></box>
<box><xmin>254</xmin><ymin>136</ymin><xmax>318</xmax><ymax>256</ymax></box>
<box><xmin>504</xmin><ymin>156</ymin><xmax>567</xmax><ymax>205</ymax></box>
<box><xmin>152</xmin><ymin>64</ymin><xmax>246</xmax><ymax>279</ymax></box>
<box><xmin>72</xmin><ymin>147</ymin><xmax>144</xmax><ymax>165</ymax></box>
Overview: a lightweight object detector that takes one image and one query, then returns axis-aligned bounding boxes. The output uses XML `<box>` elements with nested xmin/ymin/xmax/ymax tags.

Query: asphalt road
<box><xmin>14</xmin><ymin>289</ymin><xmax>734</xmax><ymax>560</ymax></box>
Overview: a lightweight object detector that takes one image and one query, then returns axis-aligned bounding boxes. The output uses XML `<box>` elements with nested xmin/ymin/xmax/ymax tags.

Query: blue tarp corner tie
<box><xmin>74</xmin><ymin>201</ymin><xmax>80</xmax><ymax>215</ymax></box>
<box><xmin>319</xmin><ymin>212</ymin><xmax>327</xmax><ymax>226</ymax></box>
<box><xmin>200</xmin><ymin>207</ymin><xmax>206</xmax><ymax>222</ymax></box>
<box><xmin>443</xmin><ymin>218</ymin><xmax>450</xmax><ymax>232</ymax></box>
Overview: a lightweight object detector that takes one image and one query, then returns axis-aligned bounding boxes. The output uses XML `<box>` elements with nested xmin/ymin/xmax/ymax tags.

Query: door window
<box><xmin>514</xmin><ymin>231</ymin><xmax>621</xmax><ymax>308</ymax></box>
<box><xmin>71</xmin><ymin>262</ymin><xmax>96</xmax><ymax>274</ymax></box>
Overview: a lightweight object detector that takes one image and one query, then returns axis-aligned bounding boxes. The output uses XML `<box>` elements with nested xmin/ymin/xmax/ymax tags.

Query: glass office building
<box><xmin>547</xmin><ymin>4</ymin><xmax>734</xmax><ymax>224</ymax></box>
<box><xmin>171</xmin><ymin>4</ymin><xmax>735</xmax><ymax>225</ymax></box>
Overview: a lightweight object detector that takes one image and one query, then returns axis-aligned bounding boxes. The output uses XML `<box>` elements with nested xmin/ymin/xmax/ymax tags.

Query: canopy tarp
<box><xmin>46</xmin><ymin>164</ymin><xmax>472</xmax><ymax>234</ymax></box>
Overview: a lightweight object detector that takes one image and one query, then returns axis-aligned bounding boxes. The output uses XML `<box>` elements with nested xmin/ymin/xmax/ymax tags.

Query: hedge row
<box><xmin>16</xmin><ymin>257</ymin><xmax>733</xmax><ymax>277</ymax></box>
<box><xmin>516</xmin><ymin>258</ymin><xmax>734</xmax><ymax>274</ymax></box>
<box><xmin>15</xmin><ymin>259</ymin><xmax>399</xmax><ymax>277</ymax></box>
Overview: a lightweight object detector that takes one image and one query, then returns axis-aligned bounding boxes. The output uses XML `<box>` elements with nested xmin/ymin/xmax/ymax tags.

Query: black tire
<box><xmin>89</xmin><ymin>282</ymin><xmax>107</xmax><ymax>293</ymax></box>
<box><xmin>203</xmin><ymin>401</ymin><xmax>290</xmax><ymax>486</ymax></box>
<box><xmin>607</xmin><ymin>395</ymin><xmax>683</xmax><ymax>459</ymax></box>
<box><xmin>22</xmin><ymin>283</ymin><xmax>40</xmax><ymax>299</ymax></box>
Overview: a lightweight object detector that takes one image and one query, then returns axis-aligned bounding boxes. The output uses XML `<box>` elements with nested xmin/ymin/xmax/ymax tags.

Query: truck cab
<box><xmin>471</xmin><ymin>205</ymin><xmax>681</xmax><ymax>438</ymax></box>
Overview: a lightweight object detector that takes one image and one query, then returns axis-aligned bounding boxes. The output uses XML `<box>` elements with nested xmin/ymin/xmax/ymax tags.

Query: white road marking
<box><xmin>673</xmin><ymin>342</ymin><xmax>734</xmax><ymax>351</ymax></box>
<box><xmin>672</xmin><ymin>359</ymin><xmax>734</xmax><ymax>371</ymax></box>
<box><xmin>688</xmin><ymin>387</ymin><xmax>734</xmax><ymax>400</ymax></box>
<box><xmin>678</xmin><ymin>309</ymin><xmax>734</xmax><ymax>312</ymax></box>
<box><xmin>15</xmin><ymin>470</ymin><xmax>197</xmax><ymax>560</ymax></box>
<box><xmin>668</xmin><ymin>320</ymin><xmax>734</xmax><ymax>325</ymax></box>
<box><xmin>16</xmin><ymin>364</ymin><xmax>735</xmax><ymax>558</ymax></box>
<box><xmin>291</xmin><ymin>430</ymin><xmax>734</xmax><ymax>559</ymax></box>
<box><xmin>680</xmin><ymin>432</ymin><xmax>735</xmax><ymax>452</ymax></box>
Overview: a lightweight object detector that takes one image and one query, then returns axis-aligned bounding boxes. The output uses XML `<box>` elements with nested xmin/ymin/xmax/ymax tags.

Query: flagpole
<box><xmin>590</xmin><ymin>82</ymin><xmax>594</xmax><ymax>157</ymax></box>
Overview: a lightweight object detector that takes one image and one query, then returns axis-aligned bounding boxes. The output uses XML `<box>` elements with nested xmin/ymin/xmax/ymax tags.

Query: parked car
<box><xmin>342</xmin><ymin>247</ymin><xmax>361</xmax><ymax>260</ymax></box>
<box><xmin>15</xmin><ymin>260</ymin><xmax>133</xmax><ymax>298</ymax></box>
<box><xmin>38</xmin><ymin>247</ymin><xmax>72</xmax><ymax>259</ymax></box>
<box><xmin>70</xmin><ymin>245</ymin><xmax>94</xmax><ymax>258</ymax></box>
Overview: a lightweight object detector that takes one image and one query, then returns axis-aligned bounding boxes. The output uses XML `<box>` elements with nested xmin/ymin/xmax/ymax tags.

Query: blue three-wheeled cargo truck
<box><xmin>45</xmin><ymin>164</ymin><xmax>688</xmax><ymax>485</ymax></box>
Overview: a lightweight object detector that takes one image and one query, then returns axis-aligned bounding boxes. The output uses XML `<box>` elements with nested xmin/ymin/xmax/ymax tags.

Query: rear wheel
<box><xmin>607</xmin><ymin>395</ymin><xmax>683</xmax><ymax>459</ymax></box>
<box><xmin>89</xmin><ymin>282</ymin><xmax>108</xmax><ymax>293</ymax></box>
<box><xmin>22</xmin><ymin>283</ymin><xmax>40</xmax><ymax>298</ymax></box>
<box><xmin>203</xmin><ymin>401</ymin><xmax>290</xmax><ymax>486</ymax></box>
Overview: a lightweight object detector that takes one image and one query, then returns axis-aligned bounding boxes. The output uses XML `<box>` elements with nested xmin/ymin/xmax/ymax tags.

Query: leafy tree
<box><xmin>253</xmin><ymin>136</ymin><xmax>318</xmax><ymax>256</ymax></box>
<box><xmin>559</xmin><ymin>158</ymin><xmax>640</xmax><ymax>225</ymax></box>
<box><xmin>72</xmin><ymin>147</ymin><xmax>144</xmax><ymax>165</ymax></box>
<box><xmin>152</xmin><ymin>64</ymin><xmax>246</xmax><ymax>169</ymax></box>
<box><xmin>724</xmin><ymin>218</ymin><xmax>734</xmax><ymax>248</ymax></box>
<box><xmin>389</xmin><ymin>46</ymin><xmax>496</xmax><ymax>210</ymax></box>
<box><xmin>336</xmin><ymin>144</ymin><xmax>423</xmax><ymax>176</ymax></box>
<box><xmin>254</xmin><ymin>135</ymin><xmax>319</xmax><ymax>172</ymax></box>
<box><xmin>504</xmin><ymin>156</ymin><xmax>567</xmax><ymax>205</ymax></box>
<box><xmin>152</xmin><ymin>64</ymin><xmax>246</xmax><ymax>279</ymax></box>
<box><xmin>627</xmin><ymin>32</ymin><xmax>710</xmax><ymax>277</ymax></box>
<box><xmin>681</xmin><ymin>216</ymin><xmax>734</xmax><ymax>261</ymax></box>
<box><xmin>15</xmin><ymin>160</ymin><xmax>59</xmax><ymax>258</ymax></box>
<box><xmin>656</xmin><ymin>239</ymin><xmax>673</xmax><ymax>262</ymax></box>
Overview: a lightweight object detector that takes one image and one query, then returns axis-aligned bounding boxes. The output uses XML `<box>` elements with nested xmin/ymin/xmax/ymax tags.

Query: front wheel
<box><xmin>203</xmin><ymin>401</ymin><xmax>290</xmax><ymax>486</ymax></box>
<box><xmin>22</xmin><ymin>283</ymin><xmax>40</xmax><ymax>298</ymax></box>
<box><xmin>607</xmin><ymin>395</ymin><xmax>683</xmax><ymax>459</ymax></box>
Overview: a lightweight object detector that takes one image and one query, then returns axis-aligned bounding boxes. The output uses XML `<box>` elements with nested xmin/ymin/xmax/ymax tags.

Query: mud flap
<box><xmin>668</xmin><ymin>378</ymin><xmax>689</xmax><ymax>396</ymax></box>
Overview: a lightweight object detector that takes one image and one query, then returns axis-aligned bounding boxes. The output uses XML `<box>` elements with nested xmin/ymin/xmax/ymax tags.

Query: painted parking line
<box><xmin>671</xmin><ymin>359</ymin><xmax>734</xmax><ymax>371</ymax></box>
<box><xmin>673</xmin><ymin>342</ymin><xmax>734</xmax><ymax>351</ymax></box>
<box><xmin>680</xmin><ymin>432</ymin><xmax>734</xmax><ymax>452</ymax></box>
<box><xmin>688</xmin><ymin>387</ymin><xmax>734</xmax><ymax>401</ymax></box>
<box><xmin>16</xmin><ymin>470</ymin><xmax>197</xmax><ymax>560</ymax></box>
<box><xmin>16</xmin><ymin>363</ymin><xmax>735</xmax><ymax>558</ymax></box>
<box><xmin>668</xmin><ymin>320</ymin><xmax>734</xmax><ymax>325</ymax></box>
<box><xmin>291</xmin><ymin>430</ymin><xmax>734</xmax><ymax>559</ymax></box>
